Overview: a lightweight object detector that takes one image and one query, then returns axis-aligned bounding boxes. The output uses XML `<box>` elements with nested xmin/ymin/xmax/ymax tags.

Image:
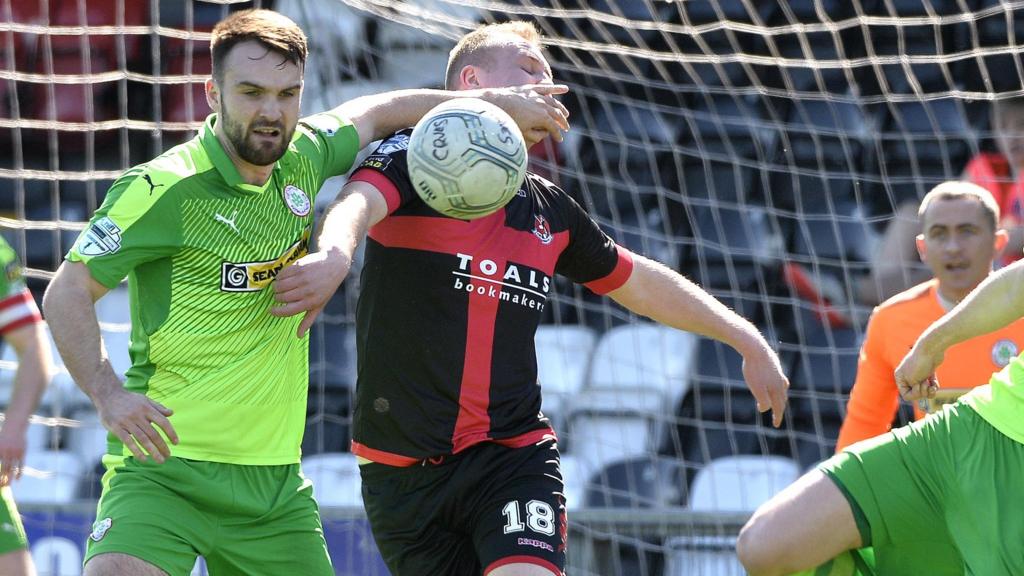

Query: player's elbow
<box><xmin>736</xmin><ymin>517</ymin><xmax>787</xmax><ymax>576</ymax></box>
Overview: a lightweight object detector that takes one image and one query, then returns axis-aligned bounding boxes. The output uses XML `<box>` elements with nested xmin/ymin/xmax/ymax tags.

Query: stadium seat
<box><xmin>587</xmin><ymin>323</ymin><xmax>698</xmax><ymax>410</ymax></box>
<box><xmin>301</xmin><ymin>452</ymin><xmax>362</xmax><ymax>508</ymax></box>
<box><xmin>663</xmin><ymin>535</ymin><xmax>745</xmax><ymax>576</ymax></box>
<box><xmin>161</xmin><ymin>37</ymin><xmax>213</xmax><ymax>125</ymax></box>
<box><xmin>535</xmin><ymin>324</ymin><xmax>598</xmax><ymax>439</ymax></box>
<box><xmin>564</xmin><ymin>388</ymin><xmax>664</xmax><ymax>476</ymax></box>
<box><xmin>683</xmin><ymin>204</ymin><xmax>782</xmax><ymax>291</ymax></box>
<box><xmin>31</xmin><ymin>536</ymin><xmax>83</xmax><ymax>576</ymax></box>
<box><xmin>558</xmin><ymin>453</ymin><xmax>592</xmax><ymax>511</ymax></box>
<box><xmin>584</xmin><ymin>454</ymin><xmax>686</xmax><ymax>509</ymax></box>
<box><xmin>65</xmin><ymin>408</ymin><xmax>109</xmax><ymax>468</ymax></box>
<box><xmin>689</xmin><ymin>455</ymin><xmax>800</xmax><ymax>513</ymax></box>
<box><xmin>11</xmin><ymin>449</ymin><xmax>83</xmax><ymax>504</ymax></box>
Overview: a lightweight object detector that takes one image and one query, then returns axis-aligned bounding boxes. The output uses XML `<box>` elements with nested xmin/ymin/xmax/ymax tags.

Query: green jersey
<box><xmin>68</xmin><ymin>112</ymin><xmax>360</xmax><ymax>465</ymax></box>
<box><xmin>963</xmin><ymin>356</ymin><xmax>1024</xmax><ymax>445</ymax></box>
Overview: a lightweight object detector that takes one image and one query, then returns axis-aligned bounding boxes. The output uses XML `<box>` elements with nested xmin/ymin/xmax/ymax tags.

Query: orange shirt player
<box><xmin>835</xmin><ymin>181</ymin><xmax>1024</xmax><ymax>452</ymax></box>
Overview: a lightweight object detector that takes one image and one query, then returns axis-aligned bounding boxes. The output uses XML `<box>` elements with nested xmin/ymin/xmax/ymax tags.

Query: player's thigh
<box><xmin>0</xmin><ymin>487</ymin><xmax>29</xmax><ymax>556</ymax></box>
<box><xmin>472</xmin><ymin>441</ymin><xmax>565</xmax><ymax>576</ymax></box>
<box><xmin>359</xmin><ymin>462</ymin><xmax>480</xmax><ymax>575</ymax></box>
<box><xmin>487</xmin><ymin>563</ymin><xmax>559</xmax><ymax>576</ymax></box>
<box><xmin>737</xmin><ymin>468</ymin><xmax>862</xmax><ymax>574</ymax></box>
<box><xmin>943</xmin><ymin>405</ymin><xmax>1024</xmax><ymax>574</ymax></box>
<box><xmin>85</xmin><ymin>456</ymin><xmax>209</xmax><ymax>576</ymax></box>
<box><xmin>824</xmin><ymin>413</ymin><xmax>965</xmax><ymax>574</ymax></box>
<box><xmin>84</xmin><ymin>553</ymin><xmax>168</xmax><ymax>576</ymax></box>
<box><xmin>205</xmin><ymin>465</ymin><xmax>333</xmax><ymax>576</ymax></box>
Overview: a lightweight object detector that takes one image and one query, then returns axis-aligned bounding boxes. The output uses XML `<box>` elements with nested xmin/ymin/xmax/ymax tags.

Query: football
<box><xmin>406</xmin><ymin>97</ymin><xmax>528</xmax><ymax>220</ymax></box>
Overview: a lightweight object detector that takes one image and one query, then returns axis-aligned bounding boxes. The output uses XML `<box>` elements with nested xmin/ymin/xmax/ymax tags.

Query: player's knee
<box><xmin>736</xmin><ymin>516</ymin><xmax>785</xmax><ymax>576</ymax></box>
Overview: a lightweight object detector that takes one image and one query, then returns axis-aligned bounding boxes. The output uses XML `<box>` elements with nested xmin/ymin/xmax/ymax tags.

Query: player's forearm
<box><xmin>315</xmin><ymin>183</ymin><xmax>385</xmax><ymax>259</ymax></box>
<box><xmin>609</xmin><ymin>255</ymin><xmax>770</xmax><ymax>358</ymax></box>
<box><xmin>3</xmin><ymin>323</ymin><xmax>50</xmax><ymax>432</ymax></box>
<box><xmin>42</xmin><ymin>265</ymin><xmax>120</xmax><ymax>403</ymax></box>
<box><xmin>917</xmin><ymin>261</ymin><xmax>1024</xmax><ymax>357</ymax></box>
<box><xmin>335</xmin><ymin>89</ymin><xmax>458</xmax><ymax>149</ymax></box>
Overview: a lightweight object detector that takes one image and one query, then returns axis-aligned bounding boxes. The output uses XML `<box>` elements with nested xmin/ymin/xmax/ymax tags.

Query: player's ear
<box><xmin>206</xmin><ymin>78</ymin><xmax>220</xmax><ymax>112</ymax></box>
<box><xmin>915</xmin><ymin>233</ymin><xmax>927</xmax><ymax>262</ymax></box>
<box><xmin>994</xmin><ymin>227</ymin><xmax>1009</xmax><ymax>254</ymax></box>
<box><xmin>460</xmin><ymin>65</ymin><xmax>481</xmax><ymax>89</ymax></box>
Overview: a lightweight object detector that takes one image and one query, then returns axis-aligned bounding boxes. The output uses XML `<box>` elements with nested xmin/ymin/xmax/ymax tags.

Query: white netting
<box><xmin>2</xmin><ymin>0</ymin><xmax>1019</xmax><ymax>574</ymax></box>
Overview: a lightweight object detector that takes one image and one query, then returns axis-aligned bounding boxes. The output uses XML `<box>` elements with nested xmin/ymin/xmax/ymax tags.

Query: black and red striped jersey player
<box><xmin>273</xmin><ymin>21</ymin><xmax>789</xmax><ymax>576</ymax></box>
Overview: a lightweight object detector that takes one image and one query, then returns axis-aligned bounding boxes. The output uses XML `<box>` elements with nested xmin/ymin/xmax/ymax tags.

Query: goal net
<box><xmin>1</xmin><ymin>0</ymin><xmax>1015</xmax><ymax>574</ymax></box>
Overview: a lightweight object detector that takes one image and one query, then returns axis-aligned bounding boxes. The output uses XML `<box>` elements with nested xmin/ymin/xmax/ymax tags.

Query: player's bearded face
<box><xmin>221</xmin><ymin>100</ymin><xmax>295</xmax><ymax>166</ymax></box>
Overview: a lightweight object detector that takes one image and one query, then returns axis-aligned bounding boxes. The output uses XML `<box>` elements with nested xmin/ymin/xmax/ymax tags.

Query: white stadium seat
<box><xmin>301</xmin><ymin>452</ymin><xmax>363</xmax><ymax>508</ymax></box>
<box><xmin>587</xmin><ymin>323</ymin><xmax>698</xmax><ymax>408</ymax></box>
<box><xmin>11</xmin><ymin>449</ymin><xmax>83</xmax><ymax>505</ymax></box>
<box><xmin>535</xmin><ymin>324</ymin><xmax>598</xmax><ymax>438</ymax></box>
<box><xmin>689</xmin><ymin>455</ymin><xmax>802</xmax><ymax>513</ymax></box>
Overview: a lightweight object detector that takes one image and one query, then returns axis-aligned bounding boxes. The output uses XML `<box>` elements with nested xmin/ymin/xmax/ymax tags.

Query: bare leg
<box><xmin>84</xmin><ymin>553</ymin><xmax>169</xmax><ymax>576</ymax></box>
<box><xmin>737</xmin><ymin>469</ymin><xmax>863</xmax><ymax>576</ymax></box>
<box><xmin>487</xmin><ymin>563</ymin><xmax>559</xmax><ymax>576</ymax></box>
<box><xmin>0</xmin><ymin>548</ymin><xmax>36</xmax><ymax>576</ymax></box>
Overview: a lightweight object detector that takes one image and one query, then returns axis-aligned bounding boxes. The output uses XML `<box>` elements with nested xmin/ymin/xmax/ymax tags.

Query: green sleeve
<box><xmin>295</xmin><ymin>111</ymin><xmax>361</xmax><ymax>185</ymax></box>
<box><xmin>0</xmin><ymin>236</ymin><xmax>19</xmax><ymax>296</ymax></box>
<box><xmin>67</xmin><ymin>168</ymin><xmax>183</xmax><ymax>288</ymax></box>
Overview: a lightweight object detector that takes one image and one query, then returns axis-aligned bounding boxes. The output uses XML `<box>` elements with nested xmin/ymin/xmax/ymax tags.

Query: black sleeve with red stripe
<box><xmin>348</xmin><ymin>129</ymin><xmax>421</xmax><ymax>215</ymax></box>
<box><xmin>540</xmin><ymin>177</ymin><xmax>634</xmax><ymax>294</ymax></box>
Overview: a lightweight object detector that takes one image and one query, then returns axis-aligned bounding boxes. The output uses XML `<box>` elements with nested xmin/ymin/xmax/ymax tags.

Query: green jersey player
<box><xmin>42</xmin><ymin>9</ymin><xmax>568</xmax><ymax>576</ymax></box>
<box><xmin>0</xmin><ymin>236</ymin><xmax>51</xmax><ymax>576</ymax></box>
<box><xmin>738</xmin><ymin>211</ymin><xmax>1024</xmax><ymax>575</ymax></box>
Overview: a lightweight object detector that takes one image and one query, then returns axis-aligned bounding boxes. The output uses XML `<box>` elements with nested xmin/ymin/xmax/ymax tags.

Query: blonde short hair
<box><xmin>445</xmin><ymin>22</ymin><xmax>542</xmax><ymax>90</ymax></box>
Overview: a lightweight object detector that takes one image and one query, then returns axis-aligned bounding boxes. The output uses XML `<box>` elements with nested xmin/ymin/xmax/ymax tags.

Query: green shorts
<box><xmin>0</xmin><ymin>486</ymin><xmax>28</xmax><ymax>555</ymax></box>
<box><xmin>84</xmin><ymin>455</ymin><xmax>333</xmax><ymax>576</ymax></box>
<box><xmin>820</xmin><ymin>403</ymin><xmax>1024</xmax><ymax>576</ymax></box>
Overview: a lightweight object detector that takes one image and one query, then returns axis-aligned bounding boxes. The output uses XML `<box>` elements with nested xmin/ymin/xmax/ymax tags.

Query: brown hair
<box><xmin>210</xmin><ymin>9</ymin><xmax>307</xmax><ymax>83</ymax></box>
<box><xmin>918</xmin><ymin>181</ymin><xmax>1000</xmax><ymax>231</ymax></box>
<box><xmin>445</xmin><ymin>21</ymin><xmax>542</xmax><ymax>90</ymax></box>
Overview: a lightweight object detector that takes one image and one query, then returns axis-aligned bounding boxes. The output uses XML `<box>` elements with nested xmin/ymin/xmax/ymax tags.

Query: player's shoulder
<box><xmin>874</xmin><ymin>280</ymin><xmax>936</xmax><ymax>315</ymax></box>
<box><xmin>357</xmin><ymin>129</ymin><xmax>413</xmax><ymax>173</ymax></box>
<box><xmin>104</xmin><ymin>141</ymin><xmax>207</xmax><ymax>215</ymax></box>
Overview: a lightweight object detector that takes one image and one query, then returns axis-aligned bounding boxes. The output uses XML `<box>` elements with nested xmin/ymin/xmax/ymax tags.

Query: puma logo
<box><xmin>215</xmin><ymin>210</ymin><xmax>240</xmax><ymax>234</ymax></box>
<box><xmin>142</xmin><ymin>174</ymin><xmax>164</xmax><ymax>195</ymax></box>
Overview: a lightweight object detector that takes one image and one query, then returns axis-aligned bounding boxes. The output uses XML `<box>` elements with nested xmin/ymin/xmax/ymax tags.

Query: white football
<box><xmin>406</xmin><ymin>97</ymin><xmax>528</xmax><ymax>220</ymax></box>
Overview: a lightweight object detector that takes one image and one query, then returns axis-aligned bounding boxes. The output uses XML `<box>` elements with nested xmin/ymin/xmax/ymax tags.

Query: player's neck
<box><xmin>935</xmin><ymin>286</ymin><xmax>963</xmax><ymax>312</ymax></box>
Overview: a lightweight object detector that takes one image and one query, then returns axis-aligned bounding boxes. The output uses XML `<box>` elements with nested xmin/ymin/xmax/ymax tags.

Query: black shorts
<box><xmin>359</xmin><ymin>438</ymin><xmax>566</xmax><ymax>576</ymax></box>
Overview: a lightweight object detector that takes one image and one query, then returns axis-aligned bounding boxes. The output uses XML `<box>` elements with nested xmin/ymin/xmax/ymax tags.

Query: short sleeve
<box><xmin>347</xmin><ymin>130</ymin><xmax>417</xmax><ymax>215</ymax></box>
<box><xmin>553</xmin><ymin>191</ymin><xmax>633</xmax><ymax>293</ymax></box>
<box><xmin>67</xmin><ymin>169</ymin><xmax>182</xmax><ymax>288</ymax></box>
<box><xmin>295</xmin><ymin>111</ymin><xmax>361</xmax><ymax>183</ymax></box>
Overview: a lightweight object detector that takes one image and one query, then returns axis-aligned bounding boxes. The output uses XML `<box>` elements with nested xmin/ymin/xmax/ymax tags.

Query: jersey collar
<box><xmin>200</xmin><ymin>114</ymin><xmax>278</xmax><ymax>193</ymax></box>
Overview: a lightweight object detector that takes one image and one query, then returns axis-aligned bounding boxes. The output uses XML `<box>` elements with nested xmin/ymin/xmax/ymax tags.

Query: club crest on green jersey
<box><xmin>992</xmin><ymin>339</ymin><xmax>1018</xmax><ymax>367</ymax></box>
<box><xmin>283</xmin><ymin>185</ymin><xmax>310</xmax><ymax>217</ymax></box>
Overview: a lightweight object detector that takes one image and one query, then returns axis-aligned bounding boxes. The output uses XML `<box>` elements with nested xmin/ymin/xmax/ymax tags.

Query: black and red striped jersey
<box><xmin>348</xmin><ymin>129</ymin><xmax>633</xmax><ymax>465</ymax></box>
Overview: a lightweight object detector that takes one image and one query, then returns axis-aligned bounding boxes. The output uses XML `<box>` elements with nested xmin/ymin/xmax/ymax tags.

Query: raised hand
<box><xmin>895</xmin><ymin>343</ymin><xmax>943</xmax><ymax>402</ymax></box>
<box><xmin>483</xmin><ymin>84</ymin><xmax>570</xmax><ymax>145</ymax></box>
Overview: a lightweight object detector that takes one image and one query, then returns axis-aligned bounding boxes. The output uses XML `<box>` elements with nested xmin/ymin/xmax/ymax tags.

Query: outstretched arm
<box><xmin>334</xmin><ymin>84</ymin><xmax>570</xmax><ymax>149</ymax></box>
<box><xmin>42</xmin><ymin>262</ymin><xmax>178</xmax><ymax>462</ymax></box>
<box><xmin>271</xmin><ymin>180</ymin><xmax>389</xmax><ymax>336</ymax></box>
<box><xmin>896</xmin><ymin>259</ymin><xmax>1024</xmax><ymax>401</ymax></box>
<box><xmin>0</xmin><ymin>320</ymin><xmax>50</xmax><ymax>484</ymax></box>
<box><xmin>607</xmin><ymin>255</ymin><xmax>789</xmax><ymax>427</ymax></box>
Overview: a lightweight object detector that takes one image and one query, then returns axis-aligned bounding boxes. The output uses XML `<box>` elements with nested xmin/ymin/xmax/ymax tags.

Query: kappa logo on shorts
<box><xmin>90</xmin><ymin>517</ymin><xmax>113</xmax><ymax>542</ymax></box>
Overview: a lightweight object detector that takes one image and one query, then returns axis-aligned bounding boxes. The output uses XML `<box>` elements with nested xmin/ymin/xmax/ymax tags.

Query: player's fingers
<box><xmin>131</xmin><ymin>422</ymin><xmax>169</xmax><ymax>463</ymax></box>
<box><xmin>270</xmin><ymin>299</ymin><xmax>314</xmax><ymax>318</ymax></box>
<box><xmin>768</xmin><ymin>378</ymin><xmax>789</xmax><ymax>428</ymax></box>
<box><xmin>115</xmin><ymin>428</ymin><xmax>148</xmax><ymax>462</ymax></box>
<box><xmin>532</xmin><ymin>84</ymin><xmax>569</xmax><ymax>96</ymax></box>
<box><xmin>543</xmin><ymin>95</ymin><xmax>570</xmax><ymax>130</ymax></box>
<box><xmin>147</xmin><ymin>405</ymin><xmax>179</xmax><ymax>445</ymax></box>
<box><xmin>297</xmin><ymin>307</ymin><xmax>322</xmax><ymax>338</ymax></box>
